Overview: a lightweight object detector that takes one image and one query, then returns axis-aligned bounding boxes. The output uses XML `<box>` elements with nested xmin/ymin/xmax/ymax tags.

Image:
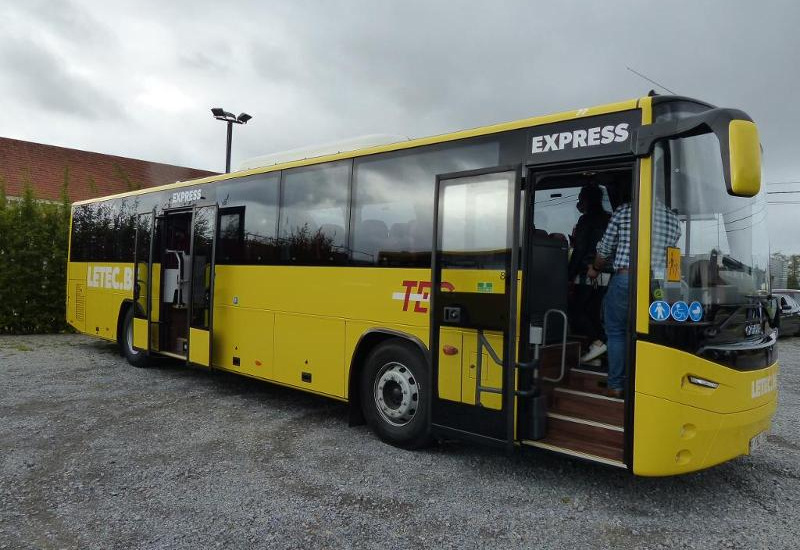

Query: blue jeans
<box><xmin>603</xmin><ymin>273</ymin><xmax>629</xmax><ymax>391</ymax></box>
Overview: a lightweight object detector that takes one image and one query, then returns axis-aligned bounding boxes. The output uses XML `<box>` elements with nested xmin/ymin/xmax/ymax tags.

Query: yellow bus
<box><xmin>66</xmin><ymin>94</ymin><xmax>777</xmax><ymax>476</ymax></box>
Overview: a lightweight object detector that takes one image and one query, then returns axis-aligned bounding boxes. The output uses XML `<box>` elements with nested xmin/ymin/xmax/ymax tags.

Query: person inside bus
<box><xmin>589</xmin><ymin>187</ymin><xmax>680</xmax><ymax>398</ymax></box>
<box><xmin>567</xmin><ymin>183</ymin><xmax>610</xmax><ymax>365</ymax></box>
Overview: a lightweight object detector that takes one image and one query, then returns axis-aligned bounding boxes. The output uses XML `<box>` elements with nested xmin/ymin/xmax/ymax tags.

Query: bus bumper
<box><xmin>632</xmin><ymin>342</ymin><xmax>778</xmax><ymax>476</ymax></box>
<box><xmin>632</xmin><ymin>392</ymin><xmax>776</xmax><ymax>476</ymax></box>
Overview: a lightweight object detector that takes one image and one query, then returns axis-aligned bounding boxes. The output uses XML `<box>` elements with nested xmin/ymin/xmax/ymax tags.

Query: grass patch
<box><xmin>12</xmin><ymin>343</ymin><xmax>33</xmax><ymax>352</ymax></box>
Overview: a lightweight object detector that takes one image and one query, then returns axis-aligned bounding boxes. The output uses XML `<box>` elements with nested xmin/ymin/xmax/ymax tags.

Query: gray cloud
<box><xmin>1</xmin><ymin>0</ymin><xmax>799</xmax><ymax>251</ymax></box>
<box><xmin>0</xmin><ymin>35</ymin><xmax>123</xmax><ymax>120</ymax></box>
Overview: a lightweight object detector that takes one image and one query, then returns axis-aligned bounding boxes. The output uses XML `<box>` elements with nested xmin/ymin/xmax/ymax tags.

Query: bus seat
<box><xmin>357</xmin><ymin>219</ymin><xmax>389</xmax><ymax>263</ymax></box>
<box><xmin>528</xmin><ymin>234</ymin><xmax>569</xmax><ymax>344</ymax></box>
<box><xmin>388</xmin><ymin>222</ymin><xmax>412</xmax><ymax>251</ymax></box>
<box><xmin>549</xmin><ymin>232</ymin><xmax>568</xmax><ymax>245</ymax></box>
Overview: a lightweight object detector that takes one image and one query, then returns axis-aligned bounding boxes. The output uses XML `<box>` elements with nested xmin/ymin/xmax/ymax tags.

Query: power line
<box><xmin>766</xmin><ymin>181</ymin><xmax>800</xmax><ymax>186</ymax></box>
<box><xmin>767</xmin><ymin>190</ymin><xmax>800</xmax><ymax>195</ymax></box>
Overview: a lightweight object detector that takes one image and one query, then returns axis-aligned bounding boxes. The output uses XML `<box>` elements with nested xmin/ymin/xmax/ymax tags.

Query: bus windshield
<box><xmin>650</xmin><ymin>132</ymin><xmax>770</xmax><ymax>309</ymax></box>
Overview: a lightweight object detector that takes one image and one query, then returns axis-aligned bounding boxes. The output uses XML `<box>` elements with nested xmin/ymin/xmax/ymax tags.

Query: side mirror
<box><xmin>725</xmin><ymin>120</ymin><xmax>762</xmax><ymax>197</ymax></box>
<box><xmin>633</xmin><ymin>107</ymin><xmax>762</xmax><ymax>197</ymax></box>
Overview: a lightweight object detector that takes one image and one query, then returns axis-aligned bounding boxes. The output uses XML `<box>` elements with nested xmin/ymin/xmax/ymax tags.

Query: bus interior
<box><xmin>523</xmin><ymin>163</ymin><xmax>634</xmax><ymax>463</ymax></box>
<box><xmin>156</xmin><ymin>211</ymin><xmax>193</xmax><ymax>358</ymax></box>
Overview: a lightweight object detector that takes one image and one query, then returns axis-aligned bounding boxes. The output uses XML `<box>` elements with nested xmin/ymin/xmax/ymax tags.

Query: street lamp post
<box><xmin>211</xmin><ymin>108</ymin><xmax>252</xmax><ymax>173</ymax></box>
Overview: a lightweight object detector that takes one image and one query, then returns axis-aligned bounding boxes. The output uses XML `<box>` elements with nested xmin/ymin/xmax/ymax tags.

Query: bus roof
<box><xmin>72</xmin><ymin>96</ymin><xmax>645</xmax><ymax>206</ymax></box>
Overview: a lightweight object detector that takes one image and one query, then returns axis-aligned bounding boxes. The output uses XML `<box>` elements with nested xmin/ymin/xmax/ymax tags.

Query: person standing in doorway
<box><xmin>589</xmin><ymin>187</ymin><xmax>681</xmax><ymax>398</ymax></box>
<box><xmin>588</xmin><ymin>190</ymin><xmax>632</xmax><ymax>399</ymax></box>
<box><xmin>568</xmin><ymin>184</ymin><xmax>610</xmax><ymax>364</ymax></box>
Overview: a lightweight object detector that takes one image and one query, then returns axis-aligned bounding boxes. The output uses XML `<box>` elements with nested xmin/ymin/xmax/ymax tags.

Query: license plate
<box><xmin>749</xmin><ymin>431</ymin><xmax>768</xmax><ymax>454</ymax></box>
<box><xmin>744</xmin><ymin>322</ymin><xmax>763</xmax><ymax>337</ymax></box>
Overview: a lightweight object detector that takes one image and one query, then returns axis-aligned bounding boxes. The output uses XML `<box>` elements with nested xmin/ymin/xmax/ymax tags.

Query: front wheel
<box><xmin>121</xmin><ymin>307</ymin><xmax>151</xmax><ymax>368</ymax></box>
<box><xmin>360</xmin><ymin>340</ymin><xmax>431</xmax><ymax>449</ymax></box>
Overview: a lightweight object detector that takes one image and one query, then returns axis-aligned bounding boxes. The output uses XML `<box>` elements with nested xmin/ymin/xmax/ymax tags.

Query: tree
<box><xmin>0</xmin><ymin>181</ymin><xmax>70</xmax><ymax>333</ymax></box>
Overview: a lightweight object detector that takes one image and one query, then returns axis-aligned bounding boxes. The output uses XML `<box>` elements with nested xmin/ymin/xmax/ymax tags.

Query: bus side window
<box><xmin>215</xmin><ymin>173</ymin><xmax>280</xmax><ymax>265</ymax></box>
<box><xmin>279</xmin><ymin>161</ymin><xmax>350</xmax><ymax>265</ymax></box>
<box><xmin>351</xmin><ymin>140</ymin><xmax>501</xmax><ymax>267</ymax></box>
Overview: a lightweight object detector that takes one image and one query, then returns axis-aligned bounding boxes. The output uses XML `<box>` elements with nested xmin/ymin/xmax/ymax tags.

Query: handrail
<box><xmin>541</xmin><ymin>309</ymin><xmax>569</xmax><ymax>383</ymax></box>
<box><xmin>474</xmin><ymin>330</ymin><xmax>504</xmax><ymax>406</ymax></box>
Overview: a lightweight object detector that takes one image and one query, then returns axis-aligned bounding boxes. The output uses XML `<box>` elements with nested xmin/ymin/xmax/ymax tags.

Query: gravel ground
<box><xmin>1</xmin><ymin>333</ymin><xmax>798</xmax><ymax>550</ymax></box>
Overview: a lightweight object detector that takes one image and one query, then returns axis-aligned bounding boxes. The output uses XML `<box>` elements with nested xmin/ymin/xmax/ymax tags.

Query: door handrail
<box><xmin>474</xmin><ymin>330</ymin><xmax>504</xmax><ymax>406</ymax></box>
<box><xmin>540</xmin><ymin>309</ymin><xmax>569</xmax><ymax>384</ymax></box>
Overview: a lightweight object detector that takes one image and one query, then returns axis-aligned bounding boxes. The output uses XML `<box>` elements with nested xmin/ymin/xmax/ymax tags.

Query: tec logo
<box><xmin>393</xmin><ymin>280</ymin><xmax>454</xmax><ymax>313</ymax></box>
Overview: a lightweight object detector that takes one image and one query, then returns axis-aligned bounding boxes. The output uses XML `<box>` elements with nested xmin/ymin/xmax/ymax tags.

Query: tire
<box><xmin>360</xmin><ymin>339</ymin><xmax>431</xmax><ymax>449</ymax></box>
<box><xmin>121</xmin><ymin>307</ymin><xmax>151</xmax><ymax>368</ymax></box>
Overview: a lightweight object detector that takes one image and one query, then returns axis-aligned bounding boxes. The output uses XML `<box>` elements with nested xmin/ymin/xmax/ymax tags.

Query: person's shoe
<box><xmin>584</xmin><ymin>358</ymin><xmax>602</xmax><ymax>367</ymax></box>
<box><xmin>581</xmin><ymin>340</ymin><xmax>607</xmax><ymax>363</ymax></box>
<box><xmin>605</xmin><ymin>388</ymin><xmax>624</xmax><ymax>399</ymax></box>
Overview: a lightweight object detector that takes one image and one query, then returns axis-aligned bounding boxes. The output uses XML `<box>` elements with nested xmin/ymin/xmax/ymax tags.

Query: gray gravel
<box><xmin>1</xmin><ymin>333</ymin><xmax>798</xmax><ymax>550</ymax></box>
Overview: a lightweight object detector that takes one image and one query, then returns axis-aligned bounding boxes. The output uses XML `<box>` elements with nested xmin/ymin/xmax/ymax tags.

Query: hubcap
<box><xmin>373</xmin><ymin>361</ymin><xmax>420</xmax><ymax>426</ymax></box>
<box><xmin>126</xmin><ymin>317</ymin><xmax>139</xmax><ymax>356</ymax></box>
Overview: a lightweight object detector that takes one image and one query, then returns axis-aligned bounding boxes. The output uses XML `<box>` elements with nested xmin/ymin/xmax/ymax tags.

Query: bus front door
<box><xmin>430</xmin><ymin>166</ymin><xmax>521</xmax><ymax>448</ymax></box>
<box><xmin>186</xmin><ymin>205</ymin><xmax>217</xmax><ymax>367</ymax></box>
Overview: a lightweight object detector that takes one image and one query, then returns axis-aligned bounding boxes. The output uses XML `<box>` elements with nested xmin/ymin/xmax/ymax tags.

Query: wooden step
<box><xmin>550</xmin><ymin>388</ymin><xmax>624</xmax><ymax>427</ymax></box>
<box><xmin>565</xmin><ymin>368</ymin><xmax>607</xmax><ymax>394</ymax></box>
<box><xmin>534</xmin><ymin>415</ymin><xmax>624</xmax><ymax>462</ymax></box>
<box><xmin>538</xmin><ymin>342</ymin><xmax>581</xmax><ymax>381</ymax></box>
<box><xmin>525</xmin><ymin>432</ymin><xmax>625</xmax><ymax>465</ymax></box>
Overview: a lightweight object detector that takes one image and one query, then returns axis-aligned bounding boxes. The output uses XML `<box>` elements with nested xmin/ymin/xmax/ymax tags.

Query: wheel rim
<box><xmin>126</xmin><ymin>316</ymin><xmax>139</xmax><ymax>357</ymax></box>
<box><xmin>373</xmin><ymin>361</ymin><xmax>420</xmax><ymax>426</ymax></box>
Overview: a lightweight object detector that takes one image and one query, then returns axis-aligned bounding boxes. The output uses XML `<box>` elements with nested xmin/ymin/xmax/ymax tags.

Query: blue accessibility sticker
<box><xmin>671</xmin><ymin>301</ymin><xmax>689</xmax><ymax>322</ymax></box>
<box><xmin>688</xmin><ymin>301</ymin><xmax>703</xmax><ymax>322</ymax></box>
<box><xmin>649</xmin><ymin>300</ymin><xmax>671</xmax><ymax>321</ymax></box>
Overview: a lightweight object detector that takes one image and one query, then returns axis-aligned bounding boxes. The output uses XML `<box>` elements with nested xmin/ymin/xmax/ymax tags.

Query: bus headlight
<box><xmin>688</xmin><ymin>375</ymin><xmax>720</xmax><ymax>389</ymax></box>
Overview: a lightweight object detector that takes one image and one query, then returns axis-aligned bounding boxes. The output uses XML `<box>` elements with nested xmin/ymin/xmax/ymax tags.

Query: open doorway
<box><xmin>157</xmin><ymin>211</ymin><xmax>193</xmax><ymax>357</ymax></box>
<box><xmin>522</xmin><ymin>162</ymin><xmax>634</xmax><ymax>464</ymax></box>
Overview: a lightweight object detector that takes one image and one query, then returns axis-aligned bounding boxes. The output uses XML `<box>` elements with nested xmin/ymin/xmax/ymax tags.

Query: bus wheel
<box><xmin>360</xmin><ymin>340</ymin><xmax>430</xmax><ymax>449</ymax></box>
<box><xmin>121</xmin><ymin>307</ymin><xmax>150</xmax><ymax>368</ymax></box>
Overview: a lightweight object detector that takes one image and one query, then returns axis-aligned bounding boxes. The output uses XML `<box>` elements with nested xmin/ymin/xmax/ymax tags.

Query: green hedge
<box><xmin>0</xmin><ymin>179</ymin><xmax>71</xmax><ymax>334</ymax></box>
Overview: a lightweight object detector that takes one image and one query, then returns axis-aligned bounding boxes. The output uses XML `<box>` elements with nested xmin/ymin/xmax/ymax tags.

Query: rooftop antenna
<box><xmin>626</xmin><ymin>66</ymin><xmax>677</xmax><ymax>95</ymax></box>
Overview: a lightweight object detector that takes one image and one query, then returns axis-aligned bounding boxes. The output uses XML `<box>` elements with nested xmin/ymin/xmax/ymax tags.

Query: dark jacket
<box><xmin>568</xmin><ymin>210</ymin><xmax>610</xmax><ymax>281</ymax></box>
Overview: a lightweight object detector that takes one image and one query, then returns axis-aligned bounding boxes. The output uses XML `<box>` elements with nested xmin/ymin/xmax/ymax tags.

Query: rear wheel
<box><xmin>121</xmin><ymin>307</ymin><xmax>150</xmax><ymax>368</ymax></box>
<box><xmin>360</xmin><ymin>340</ymin><xmax>431</xmax><ymax>449</ymax></box>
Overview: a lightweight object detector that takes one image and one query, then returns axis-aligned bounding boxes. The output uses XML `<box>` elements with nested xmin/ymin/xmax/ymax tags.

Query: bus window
<box><xmin>279</xmin><ymin>160</ymin><xmax>351</xmax><ymax>265</ymax></box>
<box><xmin>216</xmin><ymin>173</ymin><xmax>280</xmax><ymax>264</ymax></box>
<box><xmin>351</xmin><ymin>141</ymin><xmax>500</xmax><ymax>266</ymax></box>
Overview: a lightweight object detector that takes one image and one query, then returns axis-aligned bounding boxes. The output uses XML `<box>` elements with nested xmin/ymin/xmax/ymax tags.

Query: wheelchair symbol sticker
<box><xmin>671</xmin><ymin>301</ymin><xmax>689</xmax><ymax>322</ymax></box>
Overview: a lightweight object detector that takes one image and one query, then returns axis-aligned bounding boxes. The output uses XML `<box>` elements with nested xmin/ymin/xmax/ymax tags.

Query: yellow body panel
<box><xmin>437</xmin><ymin>328</ymin><xmax>463</xmax><ymax>402</ymax></box>
<box><xmin>212</xmin><ymin>306</ymin><xmax>275</xmax><ymax>379</ymax></box>
<box><xmin>67</xmin><ymin>262</ymin><xmax>133</xmax><ymax>341</ymax></box>
<box><xmin>460</xmin><ymin>330</ymin><xmax>504</xmax><ymax>409</ymax></box>
<box><xmin>633</xmin><ymin>341</ymin><xmax>778</xmax><ymax>476</ymax></box>
<box><xmin>189</xmin><ymin>328</ymin><xmax>210</xmax><ymax>366</ymax></box>
<box><xmin>635</xmin><ymin>97</ymin><xmax>653</xmax><ymax>335</ymax></box>
<box><xmin>133</xmin><ymin>318</ymin><xmax>148</xmax><ymax>350</ymax></box>
<box><xmin>273</xmin><ymin>313</ymin><xmax>346</xmax><ymax>395</ymax></box>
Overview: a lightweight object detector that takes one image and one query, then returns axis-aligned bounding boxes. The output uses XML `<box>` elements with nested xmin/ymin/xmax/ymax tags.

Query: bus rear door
<box><xmin>187</xmin><ymin>205</ymin><xmax>217</xmax><ymax>367</ymax></box>
<box><xmin>430</xmin><ymin>166</ymin><xmax>521</xmax><ymax>448</ymax></box>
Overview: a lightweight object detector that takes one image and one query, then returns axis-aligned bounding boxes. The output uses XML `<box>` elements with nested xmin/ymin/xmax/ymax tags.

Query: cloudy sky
<box><xmin>2</xmin><ymin>1</ymin><xmax>799</xmax><ymax>251</ymax></box>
